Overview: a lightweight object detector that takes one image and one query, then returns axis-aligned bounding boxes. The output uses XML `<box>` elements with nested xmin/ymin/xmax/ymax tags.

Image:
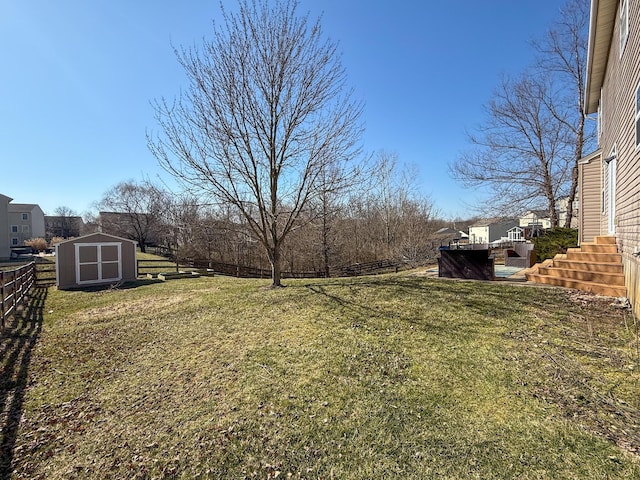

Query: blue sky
<box><xmin>0</xmin><ymin>0</ymin><xmax>567</xmax><ymax>219</ymax></box>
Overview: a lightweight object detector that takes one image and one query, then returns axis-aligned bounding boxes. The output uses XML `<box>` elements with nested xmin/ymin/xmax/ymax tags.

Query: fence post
<box><xmin>1</xmin><ymin>270</ymin><xmax>5</xmax><ymax>330</ymax></box>
<box><xmin>28</xmin><ymin>261</ymin><xmax>35</xmax><ymax>291</ymax></box>
<box><xmin>17</xmin><ymin>265</ymin><xmax>24</xmax><ymax>304</ymax></box>
<box><xmin>11</xmin><ymin>269</ymin><xmax>17</xmax><ymax>323</ymax></box>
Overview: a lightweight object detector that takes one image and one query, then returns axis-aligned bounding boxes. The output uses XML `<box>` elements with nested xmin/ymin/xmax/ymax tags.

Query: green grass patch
<box><xmin>6</xmin><ymin>274</ymin><xmax>640</xmax><ymax>478</ymax></box>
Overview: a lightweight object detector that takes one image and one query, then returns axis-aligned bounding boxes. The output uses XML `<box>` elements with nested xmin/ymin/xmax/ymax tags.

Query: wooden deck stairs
<box><xmin>524</xmin><ymin>236</ymin><xmax>627</xmax><ymax>297</ymax></box>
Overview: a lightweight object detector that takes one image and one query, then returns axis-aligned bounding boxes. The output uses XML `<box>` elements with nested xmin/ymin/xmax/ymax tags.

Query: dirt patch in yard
<box><xmin>514</xmin><ymin>290</ymin><xmax>640</xmax><ymax>456</ymax></box>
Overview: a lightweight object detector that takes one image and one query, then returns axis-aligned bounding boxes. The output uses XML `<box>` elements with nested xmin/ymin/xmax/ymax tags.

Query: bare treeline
<box><xmin>94</xmin><ymin>154</ymin><xmax>443</xmax><ymax>276</ymax></box>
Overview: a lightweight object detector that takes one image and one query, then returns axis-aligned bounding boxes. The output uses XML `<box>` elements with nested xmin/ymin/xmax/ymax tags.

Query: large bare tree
<box><xmin>367</xmin><ymin>151</ymin><xmax>437</xmax><ymax>262</ymax></box>
<box><xmin>46</xmin><ymin>206</ymin><xmax>81</xmax><ymax>240</ymax></box>
<box><xmin>450</xmin><ymin>0</ymin><xmax>591</xmax><ymax>226</ymax></box>
<box><xmin>532</xmin><ymin>0</ymin><xmax>593</xmax><ymax>227</ymax></box>
<box><xmin>451</xmin><ymin>74</ymin><xmax>574</xmax><ymax>226</ymax></box>
<box><xmin>148</xmin><ymin>0</ymin><xmax>363</xmax><ymax>287</ymax></box>
<box><xmin>97</xmin><ymin>180</ymin><xmax>168</xmax><ymax>253</ymax></box>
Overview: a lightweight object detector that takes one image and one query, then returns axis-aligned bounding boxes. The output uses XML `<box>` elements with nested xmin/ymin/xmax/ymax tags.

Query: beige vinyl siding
<box><xmin>608</xmin><ymin>0</ymin><xmax>640</xmax><ymax>257</ymax></box>
<box><xmin>594</xmin><ymin>0</ymin><xmax>640</xmax><ymax>312</ymax></box>
<box><xmin>579</xmin><ymin>156</ymin><xmax>602</xmax><ymax>244</ymax></box>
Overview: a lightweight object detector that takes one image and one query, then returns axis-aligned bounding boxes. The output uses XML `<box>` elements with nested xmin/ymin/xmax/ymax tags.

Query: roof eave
<box><xmin>585</xmin><ymin>0</ymin><xmax>617</xmax><ymax>114</ymax></box>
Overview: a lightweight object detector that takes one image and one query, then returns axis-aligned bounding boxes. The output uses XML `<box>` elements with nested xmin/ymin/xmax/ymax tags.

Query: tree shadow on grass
<box><xmin>304</xmin><ymin>277</ymin><xmax>539</xmax><ymax>331</ymax></box>
<box><xmin>60</xmin><ymin>278</ymin><xmax>163</xmax><ymax>293</ymax></box>
<box><xmin>0</xmin><ymin>286</ymin><xmax>46</xmax><ymax>480</ymax></box>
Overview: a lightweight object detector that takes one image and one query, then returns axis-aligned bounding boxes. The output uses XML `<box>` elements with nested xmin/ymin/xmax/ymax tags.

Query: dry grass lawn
<box><xmin>1</xmin><ymin>273</ymin><xmax>640</xmax><ymax>479</ymax></box>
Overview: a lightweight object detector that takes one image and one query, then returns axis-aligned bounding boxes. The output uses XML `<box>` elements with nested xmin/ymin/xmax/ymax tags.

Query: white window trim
<box><xmin>597</xmin><ymin>102</ymin><xmax>602</xmax><ymax>143</ymax></box>
<box><xmin>21</xmin><ymin>225</ymin><xmax>29</xmax><ymax>233</ymax></box>
<box><xmin>10</xmin><ymin>225</ymin><xmax>18</xmax><ymax>233</ymax></box>
<box><xmin>635</xmin><ymin>82</ymin><xmax>640</xmax><ymax>149</ymax></box>
<box><xmin>75</xmin><ymin>242</ymin><xmax>122</xmax><ymax>285</ymax></box>
<box><xmin>620</xmin><ymin>0</ymin><xmax>629</xmax><ymax>57</ymax></box>
<box><xmin>21</xmin><ymin>213</ymin><xmax>28</xmax><ymax>221</ymax></box>
<box><xmin>11</xmin><ymin>237</ymin><xmax>19</xmax><ymax>246</ymax></box>
<box><xmin>507</xmin><ymin>227</ymin><xmax>524</xmax><ymax>241</ymax></box>
<box><xmin>597</xmin><ymin>88</ymin><xmax>603</xmax><ymax>144</ymax></box>
<box><xmin>606</xmin><ymin>145</ymin><xmax>617</xmax><ymax>234</ymax></box>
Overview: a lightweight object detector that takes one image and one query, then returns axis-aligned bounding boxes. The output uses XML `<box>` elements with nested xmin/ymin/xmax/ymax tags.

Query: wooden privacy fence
<box><xmin>1</xmin><ymin>261</ymin><xmax>36</xmax><ymax>329</ymax></box>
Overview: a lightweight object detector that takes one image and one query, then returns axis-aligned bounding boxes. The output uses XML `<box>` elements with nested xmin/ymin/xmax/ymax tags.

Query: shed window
<box><xmin>75</xmin><ymin>242</ymin><xmax>122</xmax><ymax>285</ymax></box>
<box><xmin>620</xmin><ymin>0</ymin><xmax>629</xmax><ymax>56</ymax></box>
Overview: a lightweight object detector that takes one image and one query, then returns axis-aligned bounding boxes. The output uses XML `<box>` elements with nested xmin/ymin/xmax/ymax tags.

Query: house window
<box><xmin>21</xmin><ymin>213</ymin><xmax>28</xmax><ymax>221</ymax></box>
<box><xmin>22</xmin><ymin>225</ymin><xmax>30</xmax><ymax>233</ymax></box>
<box><xmin>636</xmin><ymin>82</ymin><xmax>640</xmax><ymax>148</ymax></box>
<box><xmin>11</xmin><ymin>225</ymin><xmax>18</xmax><ymax>233</ymax></box>
<box><xmin>508</xmin><ymin>227</ymin><xmax>523</xmax><ymax>241</ymax></box>
<box><xmin>11</xmin><ymin>238</ymin><xmax>19</xmax><ymax>246</ymax></box>
<box><xmin>620</xmin><ymin>0</ymin><xmax>629</xmax><ymax>56</ymax></box>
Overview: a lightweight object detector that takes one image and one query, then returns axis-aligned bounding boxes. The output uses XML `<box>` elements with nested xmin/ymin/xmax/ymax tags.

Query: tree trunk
<box><xmin>321</xmin><ymin>203</ymin><xmax>331</xmax><ymax>278</ymax></box>
<box><xmin>269</xmin><ymin>246</ymin><xmax>283</xmax><ymax>288</ymax></box>
<box><xmin>547</xmin><ymin>195</ymin><xmax>558</xmax><ymax>228</ymax></box>
<box><xmin>564</xmin><ymin>164</ymin><xmax>579</xmax><ymax>228</ymax></box>
<box><xmin>564</xmin><ymin>114</ymin><xmax>585</xmax><ymax>228</ymax></box>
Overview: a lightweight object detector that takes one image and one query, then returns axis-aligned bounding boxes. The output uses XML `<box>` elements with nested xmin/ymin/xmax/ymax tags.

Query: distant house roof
<box><xmin>434</xmin><ymin>227</ymin><xmax>468</xmax><ymax>238</ymax></box>
<box><xmin>99</xmin><ymin>211</ymin><xmax>146</xmax><ymax>216</ymax></box>
<box><xmin>469</xmin><ymin>218</ymin><xmax>516</xmax><ymax>228</ymax></box>
<box><xmin>434</xmin><ymin>227</ymin><xmax>458</xmax><ymax>235</ymax></box>
<box><xmin>8</xmin><ymin>203</ymin><xmax>42</xmax><ymax>213</ymax></box>
<box><xmin>521</xmin><ymin>210</ymin><xmax>549</xmax><ymax>219</ymax></box>
<box><xmin>44</xmin><ymin>215</ymin><xmax>83</xmax><ymax>220</ymax></box>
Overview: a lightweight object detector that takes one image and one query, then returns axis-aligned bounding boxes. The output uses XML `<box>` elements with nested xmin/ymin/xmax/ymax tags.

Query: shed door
<box><xmin>75</xmin><ymin>242</ymin><xmax>122</xmax><ymax>285</ymax></box>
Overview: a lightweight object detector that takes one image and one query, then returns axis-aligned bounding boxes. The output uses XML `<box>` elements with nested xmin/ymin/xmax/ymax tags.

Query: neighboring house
<box><xmin>468</xmin><ymin>218</ymin><xmax>517</xmax><ymax>245</ymax></box>
<box><xmin>517</xmin><ymin>210</ymin><xmax>551</xmax><ymax>239</ymax></box>
<box><xmin>0</xmin><ymin>194</ymin><xmax>11</xmax><ymax>259</ymax></box>
<box><xmin>557</xmin><ymin>197</ymin><xmax>579</xmax><ymax>229</ymax></box>
<box><xmin>45</xmin><ymin>215</ymin><xmax>84</xmax><ymax>240</ymax></box>
<box><xmin>581</xmin><ymin>0</ymin><xmax>640</xmax><ymax>308</ymax></box>
<box><xmin>518</xmin><ymin>201</ymin><xmax>578</xmax><ymax>233</ymax></box>
<box><xmin>431</xmin><ymin>227</ymin><xmax>469</xmax><ymax>248</ymax></box>
<box><xmin>507</xmin><ymin>226</ymin><xmax>525</xmax><ymax>242</ymax></box>
<box><xmin>519</xmin><ymin>211</ymin><xmax>552</xmax><ymax>230</ymax></box>
<box><xmin>7</xmin><ymin>203</ymin><xmax>45</xmax><ymax>247</ymax></box>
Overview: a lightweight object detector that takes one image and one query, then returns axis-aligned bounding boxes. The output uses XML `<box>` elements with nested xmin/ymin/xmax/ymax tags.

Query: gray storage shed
<box><xmin>55</xmin><ymin>233</ymin><xmax>138</xmax><ymax>289</ymax></box>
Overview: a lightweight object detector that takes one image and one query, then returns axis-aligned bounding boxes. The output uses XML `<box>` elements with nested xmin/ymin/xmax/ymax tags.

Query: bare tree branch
<box><xmin>148</xmin><ymin>0</ymin><xmax>364</xmax><ymax>286</ymax></box>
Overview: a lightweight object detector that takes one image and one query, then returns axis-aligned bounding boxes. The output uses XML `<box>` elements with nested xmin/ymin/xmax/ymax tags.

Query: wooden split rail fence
<box><xmin>1</xmin><ymin>261</ymin><xmax>36</xmax><ymax>329</ymax></box>
<box><xmin>137</xmin><ymin>258</ymin><xmax>407</xmax><ymax>279</ymax></box>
